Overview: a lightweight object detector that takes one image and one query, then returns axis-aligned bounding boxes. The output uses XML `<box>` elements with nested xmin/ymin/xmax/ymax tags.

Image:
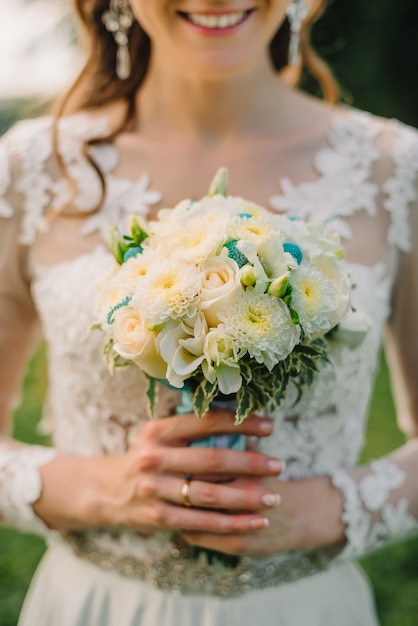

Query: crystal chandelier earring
<box><xmin>286</xmin><ymin>0</ymin><xmax>309</xmax><ymax>66</ymax></box>
<box><xmin>102</xmin><ymin>0</ymin><xmax>134</xmax><ymax>80</ymax></box>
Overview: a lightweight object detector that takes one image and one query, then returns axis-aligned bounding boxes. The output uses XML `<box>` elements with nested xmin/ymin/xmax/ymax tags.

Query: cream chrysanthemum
<box><xmin>218</xmin><ymin>291</ymin><xmax>300</xmax><ymax>370</ymax></box>
<box><xmin>152</xmin><ymin>224</ymin><xmax>223</xmax><ymax>263</ymax></box>
<box><xmin>133</xmin><ymin>259</ymin><xmax>202</xmax><ymax>325</ymax></box>
<box><xmin>95</xmin><ymin>255</ymin><xmax>150</xmax><ymax>321</ymax></box>
<box><xmin>290</xmin><ymin>266</ymin><xmax>338</xmax><ymax>338</ymax></box>
<box><xmin>227</xmin><ymin>214</ymin><xmax>276</xmax><ymax>246</ymax></box>
<box><xmin>117</xmin><ymin>253</ymin><xmax>152</xmax><ymax>293</ymax></box>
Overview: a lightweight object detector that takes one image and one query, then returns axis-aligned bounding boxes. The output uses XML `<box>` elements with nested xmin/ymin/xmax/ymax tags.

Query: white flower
<box><xmin>218</xmin><ymin>290</ymin><xmax>300</xmax><ymax>370</ymax></box>
<box><xmin>312</xmin><ymin>255</ymin><xmax>352</xmax><ymax>325</ymax></box>
<box><xmin>151</xmin><ymin>197</ymin><xmax>228</xmax><ymax>236</ymax></box>
<box><xmin>112</xmin><ymin>306</ymin><xmax>167</xmax><ymax>379</ymax></box>
<box><xmin>147</xmin><ymin>222</ymin><xmax>223</xmax><ymax>263</ymax></box>
<box><xmin>289</xmin><ymin>218</ymin><xmax>345</xmax><ymax>262</ymax></box>
<box><xmin>257</xmin><ymin>236</ymin><xmax>297</xmax><ymax>276</ymax></box>
<box><xmin>118</xmin><ymin>252</ymin><xmax>152</xmax><ymax>291</ymax></box>
<box><xmin>157</xmin><ymin>313</ymin><xmax>208</xmax><ymax>388</ymax></box>
<box><xmin>238</xmin><ymin>237</ymin><xmax>293</xmax><ymax>294</ymax></box>
<box><xmin>290</xmin><ymin>265</ymin><xmax>340</xmax><ymax>338</ymax></box>
<box><xmin>199</xmin><ymin>256</ymin><xmax>241</xmax><ymax>327</ymax></box>
<box><xmin>96</xmin><ymin>254</ymin><xmax>152</xmax><ymax>322</ymax></box>
<box><xmin>133</xmin><ymin>258</ymin><xmax>202</xmax><ymax>325</ymax></box>
<box><xmin>202</xmin><ymin>328</ymin><xmax>242</xmax><ymax>394</ymax></box>
<box><xmin>227</xmin><ymin>213</ymin><xmax>275</xmax><ymax>245</ymax></box>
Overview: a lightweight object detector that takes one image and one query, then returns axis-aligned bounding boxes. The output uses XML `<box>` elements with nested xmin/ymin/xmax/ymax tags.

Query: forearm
<box><xmin>0</xmin><ymin>435</ymin><xmax>111</xmax><ymax>535</ymax></box>
<box><xmin>329</xmin><ymin>438</ymin><xmax>418</xmax><ymax>558</ymax></box>
<box><xmin>284</xmin><ymin>474</ymin><xmax>346</xmax><ymax>552</ymax></box>
<box><xmin>0</xmin><ymin>435</ymin><xmax>58</xmax><ymax>535</ymax></box>
<box><xmin>283</xmin><ymin>438</ymin><xmax>418</xmax><ymax>559</ymax></box>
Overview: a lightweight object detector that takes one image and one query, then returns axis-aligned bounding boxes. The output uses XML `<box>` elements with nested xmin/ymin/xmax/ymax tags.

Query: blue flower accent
<box><xmin>107</xmin><ymin>296</ymin><xmax>132</xmax><ymax>325</ymax></box>
<box><xmin>223</xmin><ymin>240</ymin><xmax>249</xmax><ymax>268</ymax></box>
<box><xmin>123</xmin><ymin>246</ymin><xmax>143</xmax><ymax>262</ymax></box>
<box><xmin>237</xmin><ymin>212</ymin><xmax>253</xmax><ymax>219</ymax></box>
<box><xmin>283</xmin><ymin>242</ymin><xmax>303</xmax><ymax>265</ymax></box>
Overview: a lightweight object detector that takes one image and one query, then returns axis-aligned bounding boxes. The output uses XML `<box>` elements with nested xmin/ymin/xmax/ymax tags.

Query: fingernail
<box><xmin>250</xmin><ymin>517</ymin><xmax>270</xmax><ymax>529</ymax></box>
<box><xmin>262</xmin><ymin>493</ymin><xmax>281</xmax><ymax>507</ymax></box>
<box><xmin>247</xmin><ymin>436</ymin><xmax>259</xmax><ymax>450</ymax></box>
<box><xmin>267</xmin><ymin>459</ymin><xmax>283</xmax><ymax>473</ymax></box>
<box><xmin>259</xmin><ymin>421</ymin><xmax>273</xmax><ymax>433</ymax></box>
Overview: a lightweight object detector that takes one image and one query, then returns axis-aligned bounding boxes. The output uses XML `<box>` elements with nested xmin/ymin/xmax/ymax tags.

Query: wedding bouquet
<box><xmin>97</xmin><ymin>169</ymin><xmax>351</xmax><ymax>423</ymax></box>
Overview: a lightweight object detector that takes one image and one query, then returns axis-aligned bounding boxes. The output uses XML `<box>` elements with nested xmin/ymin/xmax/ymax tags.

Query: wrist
<box><xmin>76</xmin><ymin>454</ymin><xmax>124</xmax><ymax>527</ymax></box>
<box><xmin>289</xmin><ymin>476</ymin><xmax>346</xmax><ymax>551</ymax></box>
<box><xmin>0</xmin><ymin>443</ymin><xmax>58</xmax><ymax>535</ymax></box>
<box><xmin>34</xmin><ymin>453</ymin><xmax>120</xmax><ymax>530</ymax></box>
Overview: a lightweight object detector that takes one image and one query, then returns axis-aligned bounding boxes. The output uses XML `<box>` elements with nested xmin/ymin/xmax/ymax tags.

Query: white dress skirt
<box><xmin>18</xmin><ymin>545</ymin><xmax>379</xmax><ymax>626</ymax></box>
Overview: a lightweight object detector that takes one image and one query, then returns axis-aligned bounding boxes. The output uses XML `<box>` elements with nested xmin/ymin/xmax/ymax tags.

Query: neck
<box><xmin>135</xmin><ymin>54</ymin><xmax>298</xmax><ymax>144</ymax></box>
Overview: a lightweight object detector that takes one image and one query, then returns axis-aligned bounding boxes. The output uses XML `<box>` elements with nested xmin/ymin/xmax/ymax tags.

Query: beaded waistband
<box><xmin>62</xmin><ymin>531</ymin><xmax>330</xmax><ymax>598</ymax></box>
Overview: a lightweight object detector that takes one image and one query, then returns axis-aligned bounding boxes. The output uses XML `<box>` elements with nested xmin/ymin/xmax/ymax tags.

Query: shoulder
<box><xmin>320</xmin><ymin>103</ymin><xmax>418</xmax><ymax>156</ymax></box>
<box><xmin>331</xmin><ymin>106</ymin><xmax>418</xmax><ymax>252</ymax></box>
<box><xmin>0</xmin><ymin>112</ymin><xmax>112</xmax><ymax>245</ymax></box>
<box><xmin>366</xmin><ymin>113</ymin><xmax>418</xmax><ymax>253</ymax></box>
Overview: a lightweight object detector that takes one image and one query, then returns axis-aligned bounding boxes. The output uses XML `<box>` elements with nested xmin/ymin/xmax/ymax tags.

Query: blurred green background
<box><xmin>1</xmin><ymin>0</ymin><xmax>417</xmax><ymax>624</ymax></box>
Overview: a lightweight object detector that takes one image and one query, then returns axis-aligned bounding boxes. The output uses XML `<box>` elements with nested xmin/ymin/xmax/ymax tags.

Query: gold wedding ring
<box><xmin>181</xmin><ymin>477</ymin><xmax>193</xmax><ymax>507</ymax></box>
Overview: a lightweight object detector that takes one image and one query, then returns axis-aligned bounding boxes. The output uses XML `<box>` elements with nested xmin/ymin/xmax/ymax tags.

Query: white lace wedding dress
<box><xmin>0</xmin><ymin>109</ymin><xmax>417</xmax><ymax>626</ymax></box>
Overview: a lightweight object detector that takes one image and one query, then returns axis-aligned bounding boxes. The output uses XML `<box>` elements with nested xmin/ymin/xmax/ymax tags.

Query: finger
<box><xmin>140</xmin><ymin>474</ymin><xmax>280</xmax><ymax>511</ymax></box>
<box><xmin>182</xmin><ymin>531</ymin><xmax>253</xmax><ymax>555</ymax></box>
<box><xmin>139</xmin><ymin>412</ymin><xmax>273</xmax><ymax>445</ymax></box>
<box><xmin>134</xmin><ymin>501</ymin><xmax>269</xmax><ymax>534</ymax></box>
<box><xmin>178</xmin><ymin>477</ymin><xmax>281</xmax><ymax>511</ymax></box>
<box><xmin>134</xmin><ymin>445</ymin><xmax>284</xmax><ymax>477</ymax></box>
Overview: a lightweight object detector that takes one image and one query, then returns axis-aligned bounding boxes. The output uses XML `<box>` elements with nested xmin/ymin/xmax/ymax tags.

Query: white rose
<box><xmin>199</xmin><ymin>256</ymin><xmax>241</xmax><ymax>327</ymax></box>
<box><xmin>112</xmin><ymin>306</ymin><xmax>167</xmax><ymax>379</ymax></box>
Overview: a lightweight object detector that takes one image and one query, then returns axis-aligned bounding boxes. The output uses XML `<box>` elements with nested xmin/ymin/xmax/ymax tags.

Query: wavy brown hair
<box><xmin>52</xmin><ymin>0</ymin><xmax>339</xmax><ymax>214</ymax></box>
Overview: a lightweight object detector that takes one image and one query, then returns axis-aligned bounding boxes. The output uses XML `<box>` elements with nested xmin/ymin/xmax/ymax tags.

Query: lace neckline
<box><xmin>22</xmin><ymin>106</ymin><xmax>412</xmax><ymax>277</ymax></box>
<box><xmin>75</xmin><ymin>109</ymin><xmax>379</xmax><ymax>242</ymax></box>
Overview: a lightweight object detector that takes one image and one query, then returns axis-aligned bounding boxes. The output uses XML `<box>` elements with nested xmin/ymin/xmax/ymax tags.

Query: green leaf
<box><xmin>146</xmin><ymin>376</ymin><xmax>156</xmax><ymax>418</ymax></box>
<box><xmin>240</xmin><ymin>361</ymin><xmax>253</xmax><ymax>384</ymax></box>
<box><xmin>192</xmin><ymin>379</ymin><xmax>218</xmax><ymax>419</ymax></box>
<box><xmin>129</xmin><ymin>215</ymin><xmax>150</xmax><ymax>245</ymax></box>
<box><xmin>109</xmin><ymin>225</ymin><xmax>130</xmax><ymax>265</ymax></box>
<box><xmin>289</xmin><ymin>306</ymin><xmax>300</xmax><ymax>325</ymax></box>
<box><xmin>208</xmin><ymin>167</ymin><xmax>229</xmax><ymax>197</ymax></box>
<box><xmin>236</xmin><ymin>385</ymin><xmax>257</xmax><ymax>424</ymax></box>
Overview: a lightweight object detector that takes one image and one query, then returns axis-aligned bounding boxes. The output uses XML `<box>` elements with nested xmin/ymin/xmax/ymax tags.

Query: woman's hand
<box><xmin>33</xmin><ymin>410</ymin><xmax>284</xmax><ymax>535</ymax></box>
<box><xmin>182</xmin><ymin>474</ymin><xmax>347</xmax><ymax>559</ymax></box>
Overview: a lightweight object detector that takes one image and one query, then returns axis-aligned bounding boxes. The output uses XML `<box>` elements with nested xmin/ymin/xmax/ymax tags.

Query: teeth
<box><xmin>187</xmin><ymin>11</ymin><xmax>247</xmax><ymax>29</ymax></box>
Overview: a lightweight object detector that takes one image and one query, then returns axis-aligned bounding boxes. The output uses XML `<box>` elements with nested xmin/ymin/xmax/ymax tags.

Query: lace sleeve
<box><xmin>0</xmin><ymin>127</ymin><xmax>58</xmax><ymax>536</ymax></box>
<box><xmin>329</xmin><ymin>120</ymin><xmax>418</xmax><ymax>560</ymax></box>
<box><xmin>330</xmin><ymin>449</ymin><xmax>418</xmax><ymax>559</ymax></box>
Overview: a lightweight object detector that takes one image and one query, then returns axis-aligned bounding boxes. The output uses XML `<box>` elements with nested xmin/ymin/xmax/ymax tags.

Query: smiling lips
<box><xmin>179</xmin><ymin>10</ymin><xmax>252</xmax><ymax>30</ymax></box>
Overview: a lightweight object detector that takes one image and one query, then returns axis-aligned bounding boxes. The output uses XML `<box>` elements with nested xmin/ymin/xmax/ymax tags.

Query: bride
<box><xmin>1</xmin><ymin>1</ymin><xmax>417</xmax><ymax>624</ymax></box>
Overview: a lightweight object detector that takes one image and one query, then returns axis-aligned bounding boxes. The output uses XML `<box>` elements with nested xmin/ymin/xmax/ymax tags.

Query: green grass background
<box><xmin>0</xmin><ymin>347</ymin><xmax>417</xmax><ymax>625</ymax></box>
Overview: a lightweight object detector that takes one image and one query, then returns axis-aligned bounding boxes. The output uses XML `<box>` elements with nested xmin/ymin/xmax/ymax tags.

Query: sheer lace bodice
<box><xmin>1</xmin><ymin>109</ymin><xmax>417</xmax><ymax>596</ymax></box>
